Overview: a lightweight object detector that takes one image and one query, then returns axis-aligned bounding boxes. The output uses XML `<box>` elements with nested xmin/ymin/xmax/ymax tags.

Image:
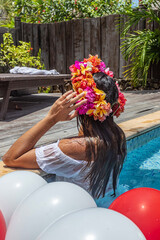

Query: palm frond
<box><xmin>120</xmin><ymin>2</ymin><xmax>160</xmax><ymax>37</ymax></box>
<box><xmin>121</xmin><ymin>29</ymin><xmax>160</xmax><ymax>86</ymax></box>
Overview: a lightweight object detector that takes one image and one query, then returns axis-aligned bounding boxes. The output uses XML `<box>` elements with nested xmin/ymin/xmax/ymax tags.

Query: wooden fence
<box><xmin>2</xmin><ymin>15</ymin><xmax>160</xmax><ymax>80</ymax></box>
<box><xmin>16</xmin><ymin>15</ymin><xmax>121</xmax><ymax>78</ymax></box>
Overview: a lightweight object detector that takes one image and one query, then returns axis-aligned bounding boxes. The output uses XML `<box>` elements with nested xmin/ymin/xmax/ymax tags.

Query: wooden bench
<box><xmin>0</xmin><ymin>73</ymin><xmax>71</xmax><ymax>120</ymax></box>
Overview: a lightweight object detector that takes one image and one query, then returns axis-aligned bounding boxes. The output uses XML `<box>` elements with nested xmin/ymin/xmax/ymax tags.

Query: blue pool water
<box><xmin>96</xmin><ymin>126</ymin><xmax>160</xmax><ymax>208</ymax></box>
<box><xmin>120</xmin><ymin>135</ymin><xmax>160</xmax><ymax>190</ymax></box>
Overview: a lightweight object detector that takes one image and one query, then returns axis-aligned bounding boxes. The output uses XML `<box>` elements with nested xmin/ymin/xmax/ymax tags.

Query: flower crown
<box><xmin>69</xmin><ymin>55</ymin><xmax>126</xmax><ymax>122</ymax></box>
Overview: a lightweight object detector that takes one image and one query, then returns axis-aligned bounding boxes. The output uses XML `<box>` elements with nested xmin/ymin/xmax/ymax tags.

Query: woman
<box><xmin>2</xmin><ymin>55</ymin><xmax>127</xmax><ymax>199</ymax></box>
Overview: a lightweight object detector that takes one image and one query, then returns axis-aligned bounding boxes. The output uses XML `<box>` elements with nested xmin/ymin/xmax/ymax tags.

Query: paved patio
<box><xmin>0</xmin><ymin>90</ymin><xmax>160</xmax><ymax>159</ymax></box>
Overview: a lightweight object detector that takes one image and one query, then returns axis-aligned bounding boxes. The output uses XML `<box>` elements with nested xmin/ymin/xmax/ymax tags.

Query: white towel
<box><xmin>10</xmin><ymin>67</ymin><xmax>59</xmax><ymax>75</ymax></box>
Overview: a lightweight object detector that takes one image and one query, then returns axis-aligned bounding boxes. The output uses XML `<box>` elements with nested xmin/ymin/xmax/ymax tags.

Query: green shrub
<box><xmin>0</xmin><ymin>0</ymin><xmax>153</xmax><ymax>27</ymax></box>
<box><xmin>0</xmin><ymin>33</ymin><xmax>44</xmax><ymax>72</ymax></box>
<box><xmin>7</xmin><ymin>0</ymin><xmax>133</xmax><ymax>24</ymax></box>
<box><xmin>0</xmin><ymin>0</ymin><xmax>15</xmax><ymax>28</ymax></box>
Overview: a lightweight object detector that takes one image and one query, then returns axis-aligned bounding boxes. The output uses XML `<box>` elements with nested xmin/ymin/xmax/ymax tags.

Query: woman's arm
<box><xmin>2</xmin><ymin>90</ymin><xmax>86</xmax><ymax>169</ymax></box>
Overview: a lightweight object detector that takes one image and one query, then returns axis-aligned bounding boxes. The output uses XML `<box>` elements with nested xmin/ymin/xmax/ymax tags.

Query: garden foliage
<box><xmin>13</xmin><ymin>0</ymin><xmax>132</xmax><ymax>23</ymax></box>
<box><xmin>0</xmin><ymin>33</ymin><xmax>44</xmax><ymax>72</ymax></box>
<box><xmin>0</xmin><ymin>0</ymin><xmax>15</xmax><ymax>28</ymax></box>
<box><xmin>120</xmin><ymin>0</ymin><xmax>160</xmax><ymax>86</ymax></box>
<box><xmin>0</xmin><ymin>0</ymin><xmax>143</xmax><ymax>27</ymax></box>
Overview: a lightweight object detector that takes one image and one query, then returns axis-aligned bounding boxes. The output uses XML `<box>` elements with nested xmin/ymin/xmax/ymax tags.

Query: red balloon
<box><xmin>0</xmin><ymin>210</ymin><xmax>6</xmax><ymax>240</ymax></box>
<box><xmin>109</xmin><ymin>188</ymin><xmax>160</xmax><ymax>240</ymax></box>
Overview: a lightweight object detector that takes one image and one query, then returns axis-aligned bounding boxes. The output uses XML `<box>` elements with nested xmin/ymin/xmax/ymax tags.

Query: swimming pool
<box><xmin>96</xmin><ymin>126</ymin><xmax>160</xmax><ymax>208</ymax></box>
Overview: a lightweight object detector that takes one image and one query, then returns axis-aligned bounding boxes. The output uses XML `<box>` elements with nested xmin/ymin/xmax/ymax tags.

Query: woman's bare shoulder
<box><xmin>58</xmin><ymin>137</ymin><xmax>86</xmax><ymax>161</ymax></box>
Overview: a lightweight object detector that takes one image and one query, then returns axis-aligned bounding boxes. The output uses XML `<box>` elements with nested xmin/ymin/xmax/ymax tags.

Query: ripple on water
<box><xmin>96</xmin><ymin>135</ymin><xmax>160</xmax><ymax>208</ymax></box>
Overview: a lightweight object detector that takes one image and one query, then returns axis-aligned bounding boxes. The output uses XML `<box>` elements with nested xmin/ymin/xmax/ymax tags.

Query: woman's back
<box><xmin>35</xmin><ymin>138</ymin><xmax>113</xmax><ymax>196</ymax></box>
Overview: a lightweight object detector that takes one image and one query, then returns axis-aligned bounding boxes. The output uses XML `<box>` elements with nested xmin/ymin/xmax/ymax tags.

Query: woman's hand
<box><xmin>46</xmin><ymin>90</ymin><xmax>87</xmax><ymax>124</ymax></box>
<box><xmin>2</xmin><ymin>90</ymin><xmax>87</xmax><ymax>168</ymax></box>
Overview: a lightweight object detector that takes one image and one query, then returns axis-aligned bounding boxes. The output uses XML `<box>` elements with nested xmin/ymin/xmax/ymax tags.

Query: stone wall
<box><xmin>117</xmin><ymin>78</ymin><xmax>160</xmax><ymax>91</ymax></box>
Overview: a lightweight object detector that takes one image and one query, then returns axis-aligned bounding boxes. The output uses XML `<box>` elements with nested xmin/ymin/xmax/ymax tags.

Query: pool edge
<box><xmin>119</xmin><ymin>110</ymin><xmax>160</xmax><ymax>140</ymax></box>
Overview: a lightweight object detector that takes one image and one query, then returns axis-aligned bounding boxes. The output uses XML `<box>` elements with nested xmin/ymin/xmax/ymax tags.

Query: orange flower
<box><xmin>84</xmin><ymin>55</ymin><xmax>101</xmax><ymax>67</ymax></box>
<box><xmin>85</xmin><ymin>72</ymin><xmax>93</xmax><ymax>78</ymax></box>
<box><xmin>87</xmin><ymin>102</ymin><xmax>112</xmax><ymax>121</ymax></box>
<box><xmin>71</xmin><ymin>69</ymin><xmax>81</xmax><ymax>78</ymax></box>
<box><xmin>72</xmin><ymin>75</ymin><xmax>84</xmax><ymax>83</ymax></box>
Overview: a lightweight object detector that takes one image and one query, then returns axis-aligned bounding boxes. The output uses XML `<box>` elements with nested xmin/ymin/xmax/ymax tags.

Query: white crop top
<box><xmin>35</xmin><ymin>140</ymin><xmax>113</xmax><ymax>197</ymax></box>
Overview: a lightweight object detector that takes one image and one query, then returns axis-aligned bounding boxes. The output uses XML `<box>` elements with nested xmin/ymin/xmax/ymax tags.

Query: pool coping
<box><xmin>118</xmin><ymin>110</ymin><xmax>160</xmax><ymax>140</ymax></box>
<box><xmin>0</xmin><ymin>110</ymin><xmax>160</xmax><ymax>178</ymax></box>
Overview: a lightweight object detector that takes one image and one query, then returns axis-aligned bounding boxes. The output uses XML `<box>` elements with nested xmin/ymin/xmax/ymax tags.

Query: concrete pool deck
<box><xmin>0</xmin><ymin>91</ymin><xmax>160</xmax><ymax>178</ymax></box>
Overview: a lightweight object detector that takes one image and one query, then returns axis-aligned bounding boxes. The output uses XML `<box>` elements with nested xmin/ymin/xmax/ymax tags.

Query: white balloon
<box><xmin>37</xmin><ymin>208</ymin><xmax>146</xmax><ymax>240</ymax></box>
<box><xmin>6</xmin><ymin>182</ymin><xmax>97</xmax><ymax>240</ymax></box>
<box><xmin>0</xmin><ymin>171</ymin><xmax>46</xmax><ymax>227</ymax></box>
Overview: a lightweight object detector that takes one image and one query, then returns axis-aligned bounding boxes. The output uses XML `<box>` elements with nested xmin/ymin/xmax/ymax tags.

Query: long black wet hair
<box><xmin>77</xmin><ymin>72</ymin><xmax>127</xmax><ymax>199</ymax></box>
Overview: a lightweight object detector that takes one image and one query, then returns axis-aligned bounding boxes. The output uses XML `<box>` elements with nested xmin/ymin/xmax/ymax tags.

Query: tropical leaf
<box><xmin>121</xmin><ymin>28</ymin><xmax>160</xmax><ymax>86</ymax></box>
<box><xmin>120</xmin><ymin>0</ymin><xmax>160</xmax><ymax>86</ymax></box>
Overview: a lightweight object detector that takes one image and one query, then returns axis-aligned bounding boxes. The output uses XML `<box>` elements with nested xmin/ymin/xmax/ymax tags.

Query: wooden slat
<box><xmin>66</xmin><ymin>21</ymin><xmax>74</xmax><ymax>73</ymax></box>
<box><xmin>119</xmin><ymin>15</ymin><xmax>127</xmax><ymax>79</ymax></box>
<box><xmin>55</xmin><ymin>22</ymin><xmax>66</xmax><ymax>73</ymax></box>
<box><xmin>39</xmin><ymin>24</ymin><xmax>49</xmax><ymax>69</ymax></box>
<box><xmin>22</xmin><ymin>23</ymin><xmax>28</xmax><ymax>42</ymax></box>
<box><xmin>15</xmin><ymin>17</ymin><xmax>22</xmax><ymax>45</ymax></box>
<box><xmin>84</xmin><ymin>18</ymin><xmax>101</xmax><ymax>58</ymax></box>
<box><xmin>73</xmin><ymin>19</ymin><xmax>84</xmax><ymax>61</ymax></box>
<box><xmin>101</xmin><ymin>15</ymin><xmax>120</xmax><ymax>78</ymax></box>
<box><xmin>101</xmin><ymin>16</ymin><xmax>109</xmax><ymax>68</ymax></box>
<box><xmin>32</xmin><ymin>24</ymin><xmax>40</xmax><ymax>57</ymax></box>
<box><xmin>90</xmin><ymin>18</ymin><xmax>101</xmax><ymax>57</ymax></box>
<box><xmin>49</xmin><ymin>24</ymin><xmax>56</xmax><ymax>70</ymax></box>
<box><xmin>26</xmin><ymin>23</ymin><xmax>33</xmax><ymax>47</ymax></box>
<box><xmin>84</xmin><ymin>18</ymin><xmax>91</xmax><ymax>58</ymax></box>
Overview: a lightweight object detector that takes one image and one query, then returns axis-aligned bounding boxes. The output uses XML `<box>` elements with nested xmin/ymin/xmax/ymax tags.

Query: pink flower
<box><xmin>76</xmin><ymin>87</ymin><xmax>96</xmax><ymax>115</ymax></box>
<box><xmin>105</xmin><ymin>68</ymin><xmax>114</xmax><ymax>78</ymax></box>
<box><xmin>77</xmin><ymin>101</ymin><xmax>94</xmax><ymax>115</ymax></box>
<box><xmin>112</xmin><ymin>83</ymin><xmax>127</xmax><ymax>117</ymax></box>
<box><xmin>98</xmin><ymin>61</ymin><xmax>106</xmax><ymax>72</ymax></box>
<box><xmin>95</xmin><ymin>7</ymin><xmax>98</xmax><ymax>10</ymax></box>
<box><xmin>85</xmin><ymin>87</ymin><xmax>96</xmax><ymax>102</ymax></box>
<box><xmin>74</xmin><ymin>61</ymin><xmax>83</xmax><ymax>69</ymax></box>
<box><xmin>69</xmin><ymin>64</ymin><xmax>77</xmax><ymax>73</ymax></box>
